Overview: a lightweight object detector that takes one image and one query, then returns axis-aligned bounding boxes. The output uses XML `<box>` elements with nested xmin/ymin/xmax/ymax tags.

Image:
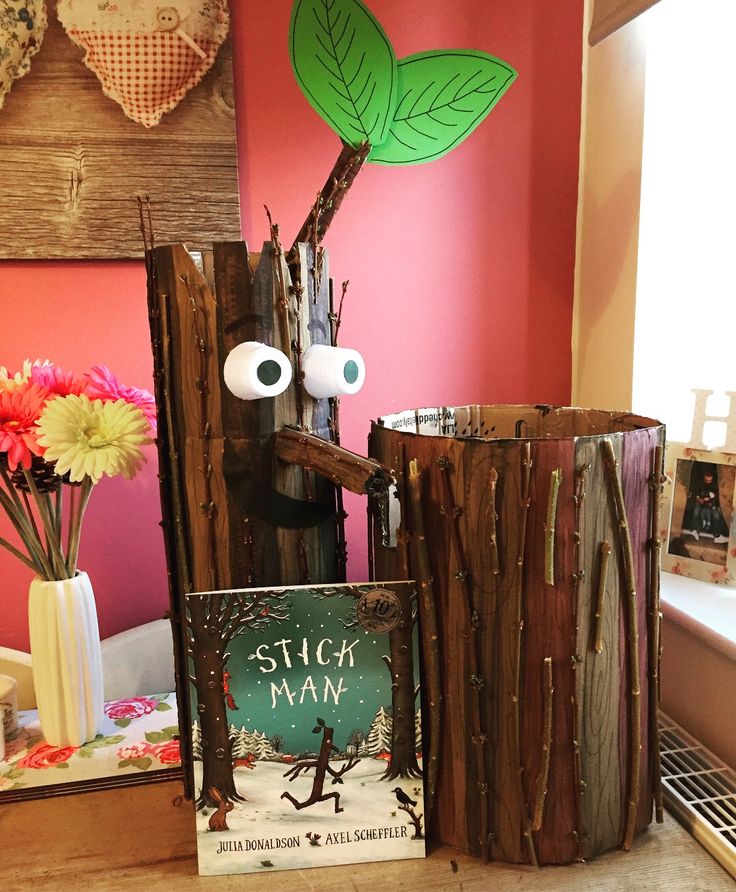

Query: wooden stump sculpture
<box><xmin>145</xmin><ymin>238</ymin><xmax>392</xmax><ymax>801</ymax></box>
<box><xmin>369</xmin><ymin>405</ymin><xmax>666</xmax><ymax>865</ymax></box>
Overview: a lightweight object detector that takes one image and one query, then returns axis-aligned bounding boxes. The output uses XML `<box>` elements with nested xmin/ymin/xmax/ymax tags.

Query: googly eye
<box><xmin>223</xmin><ymin>342</ymin><xmax>292</xmax><ymax>400</ymax></box>
<box><xmin>302</xmin><ymin>345</ymin><xmax>366</xmax><ymax>399</ymax></box>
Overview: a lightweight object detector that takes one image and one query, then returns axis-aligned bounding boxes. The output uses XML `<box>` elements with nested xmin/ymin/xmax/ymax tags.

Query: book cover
<box><xmin>185</xmin><ymin>581</ymin><xmax>425</xmax><ymax>876</ymax></box>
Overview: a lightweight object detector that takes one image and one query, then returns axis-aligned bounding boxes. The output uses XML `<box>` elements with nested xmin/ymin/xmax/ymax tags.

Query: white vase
<box><xmin>28</xmin><ymin>571</ymin><xmax>104</xmax><ymax>747</ymax></box>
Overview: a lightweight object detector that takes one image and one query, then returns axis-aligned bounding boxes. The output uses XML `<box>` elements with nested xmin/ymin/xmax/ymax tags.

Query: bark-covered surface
<box><xmin>370</xmin><ymin>405</ymin><xmax>665</xmax><ymax>865</ymax></box>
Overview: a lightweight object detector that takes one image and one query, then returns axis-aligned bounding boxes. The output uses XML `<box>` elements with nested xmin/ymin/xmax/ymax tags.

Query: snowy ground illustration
<box><xmin>194</xmin><ymin>757</ymin><xmax>425</xmax><ymax>876</ymax></box>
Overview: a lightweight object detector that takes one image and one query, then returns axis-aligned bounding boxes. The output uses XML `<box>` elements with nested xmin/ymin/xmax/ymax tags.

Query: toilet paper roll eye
<box><xmin>302</xmin><ymin>345</ymin><xmax>366</xmax><ymax>400</ymax></box>
<box><xmin>223</xmin><ymin>342</ymin><xmax>293</xmax><ymax>400</ymax></box>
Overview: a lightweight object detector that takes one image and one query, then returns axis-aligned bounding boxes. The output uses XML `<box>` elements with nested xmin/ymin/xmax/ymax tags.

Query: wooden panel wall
<box><xmin>0</xmin><ymin>6</ymin><xmax>240</xmax><ymax>259</ymax></box>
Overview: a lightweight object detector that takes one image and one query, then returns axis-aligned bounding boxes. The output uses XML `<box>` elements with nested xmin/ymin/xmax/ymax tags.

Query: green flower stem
<box><xmin>0</xmin><ymin>463</ymin><xmax>26</xmax><ymax>516</ymax></box>
<box><xmin>0</xmin><ymin>485</ymin><xmax>52</xmax><ymax>578</ymax></box>
<box><xmin>66</xmin><ymin>482</ymin><xmax>76</xmax><ymax>565</ymax></box>
<box><xmin>55</xmin><ymin>485</ymin><xmax>63</xmax><ymax>547</ymax></box>
<box><xmin>20</xmin><ymin>489</ymin><xmax>45</xmax><ymax>562</ymax></box>
<box><xmin>66</xmin><ymin>477</ymin><xmax>94</xmax><ymax>578</ymax></box>
<box><xmin>43</xmin><ymin>491</ymin><xmax>65</xmax><ymax>567</ymax></box>
<box><xmin>0</xmin><ymin>536</ymin><xmax>40</xmax><ymax>572</ymax></box>
<box><xmin>22</xmin><ymin>468</ymin><xmax>66</xmax><ymax>580</ymax></box>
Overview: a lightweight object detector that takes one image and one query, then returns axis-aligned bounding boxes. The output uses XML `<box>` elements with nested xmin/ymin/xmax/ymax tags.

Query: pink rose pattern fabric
<box><xmin>0</xmin><ymin>692</ymin><xmax>179</xmax><ymax>792</ymax></box>
<box><xmin>17</xmin><ymin>741</ymin><xmax>76</xmax><ymax>769</ymax></box>
<box><xmin>104</xmin><ymin>695</ymin><xmax>158</xmax><ymax>720</ymax></box>
<box><xmin>0</xmin><ymin>0</ymin><xmax>47</xmax><ymax>109</ymax></box>
<box><xmin>57</xmin><ymin>0</ymin><xmax>229</xmax><ymax>126</ymax></box>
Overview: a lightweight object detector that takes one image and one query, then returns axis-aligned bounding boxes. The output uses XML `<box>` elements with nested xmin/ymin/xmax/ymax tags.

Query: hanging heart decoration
<box><xmin>0</xmin><ymin>0</ymin><xmax>47</xmax><ymax>109</ymax></box>
<box><xmin>57</xmin><ymin>0</ymin><xmax>229</xmax><ymax>127</ymax></box>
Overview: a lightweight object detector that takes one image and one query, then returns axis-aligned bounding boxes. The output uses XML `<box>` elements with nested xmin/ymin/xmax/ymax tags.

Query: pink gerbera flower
<box><xmin>83</xmin><ymin>366</ymin><xmax>157</xmax><ymax>432</ymax></box>
<box><xmin>31</xmin><ymin>364</ymin><xmax>86</xmax><ymax>397</ymax></box>
<box><xmin>0</xmin><ymin>383</ymin><xmax>50</xmax><ymax>470</ymax></box>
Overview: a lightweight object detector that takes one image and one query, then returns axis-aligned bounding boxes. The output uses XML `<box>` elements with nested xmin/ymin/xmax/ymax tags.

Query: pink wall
<box><xmin>233</xmin><ymin>0</ymin><xmax>583</xmax><ymax>578</ymax></box>
<box><xmin>0</xmin><ymin>263</ymin><xmax>167</xmax><ymax>651</ymax></box>
<box><xmin>0</xmin><ymin>0</ymin><xmax>582</xmax><ymax>651</ymax></box>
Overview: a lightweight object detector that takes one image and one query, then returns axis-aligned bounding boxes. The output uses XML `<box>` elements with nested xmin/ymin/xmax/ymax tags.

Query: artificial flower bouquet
<box><xmin>0</xmin><ymin>360</ymin><xmax>156</xmax><ymax>582</ymax></box>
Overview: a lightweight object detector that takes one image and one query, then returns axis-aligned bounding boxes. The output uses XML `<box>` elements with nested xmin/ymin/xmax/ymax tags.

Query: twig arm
<box><xmin>274</xmin><ymin>428</ymin><xmax>394</xmax><ymax>497</ymax></box>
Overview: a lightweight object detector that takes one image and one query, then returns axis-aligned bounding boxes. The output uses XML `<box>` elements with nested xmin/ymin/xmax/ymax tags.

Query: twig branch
<box><xmin>288</xmin><ymin>142</ymin><xmax>371</xmax><ymax>258</ymax></box>
<box><xmin>487</xmin><ymin>467</ymin><xmax>500</xmax><ymax>575</ymax></box>
<box><xmin>438</xmin><ymin>454</ymin><xmax>492</xmax><ymax>862</ymax></box>
<box><xmin>649</xmin><ymin>443</ymin><xmax>666</xmax><ymax>823</ymax></box>
<box><xmin>602</xmin><ymin>438</ymin><xmax>641</xmax><ymax>852</ymax></box>
<box><xmin>512</xmin><ymin>442</ymin><xmax>538</xmax><ymax>867</ymax></box>
<box><xmin>544</xmin><ymin>469</ymin><xmax>562</xmax><ymax>585</ymax></box>
<box><xmin>274</xmin><ymin>428</ymin><xmax>394</xmax><ymax>496</ymax></box>
<box><xmin>570</xmin><ymin>461</ymin><xmax>589</xmax><ymax>861</ymax></box>
<box><xmin>532</xmin><ymin>657</ymin><xmax>554</xmax><ymax>831</ymax></box>
<box><xmin>265</xmin><ymin>207</ymin><xmax>293</xmax><ymax>365</ymax></box>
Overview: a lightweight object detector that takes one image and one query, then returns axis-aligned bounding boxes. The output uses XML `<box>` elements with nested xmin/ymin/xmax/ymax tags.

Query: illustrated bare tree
<box><xmin>319</xmin><ymin>583</ymin><xmax>421</xmax><ymax>779</ymax></box>
<box><xmin>395</xmin><ymin>797</ymin><xmax>424</xmax><ymax>840</ymax></box>
<box><xmin>188</xmin><ymin>589</ymin><xmax>289</xmax><ymax>808</ymax></box>
<box><xmin>381</xmin><ymin>585</ymin><xmax>422</xmax><ymax>780</ymax></box>
<box><xmin>281</xmin><ymin>717</ymin><xmax>360</xmax><ymax>812</ymax></box>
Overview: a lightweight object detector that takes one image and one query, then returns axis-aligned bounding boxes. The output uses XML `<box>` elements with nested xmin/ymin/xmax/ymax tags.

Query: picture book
<box><xmin>185</xmin><ymin>581</ymin><xmax>425</xmax><ymax>876</ymax></box>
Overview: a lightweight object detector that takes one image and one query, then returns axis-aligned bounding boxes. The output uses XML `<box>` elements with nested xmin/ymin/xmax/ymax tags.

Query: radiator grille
<box><xmin>659</xmin><ymin>711</ymin><xmax>736</xmax><ymax>879</ymax></box>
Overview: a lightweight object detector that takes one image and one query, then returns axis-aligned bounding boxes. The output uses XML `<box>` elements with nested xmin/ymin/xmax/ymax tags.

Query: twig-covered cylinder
<box><xmin>369</xmin><ymin>405</ymin><xmax>665</xmax><ymax>866</ymax></box>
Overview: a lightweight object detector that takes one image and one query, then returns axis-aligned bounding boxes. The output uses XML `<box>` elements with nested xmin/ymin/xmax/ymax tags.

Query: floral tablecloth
<box><xmin>0</xmin><ymin>692</ymin><xmax>180</xmax><ymax>794</ymax></box>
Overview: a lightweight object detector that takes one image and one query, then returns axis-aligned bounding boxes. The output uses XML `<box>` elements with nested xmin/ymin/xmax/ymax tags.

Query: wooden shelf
<box><xmin>3</xmin><ymin>781</ymin><xmax>734</xmax><ymax>890</ymax></box>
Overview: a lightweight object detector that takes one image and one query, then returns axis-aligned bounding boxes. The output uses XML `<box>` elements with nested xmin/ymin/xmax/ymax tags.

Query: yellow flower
<box><xmin>37</xmin><ymin>394</ymin><xmax>153</xmax><ymax>484</ymax></box>
<box><xmin>0</xmin><ymin>359</ymin><xmax>52</xmax><ymax>391</ymax></box>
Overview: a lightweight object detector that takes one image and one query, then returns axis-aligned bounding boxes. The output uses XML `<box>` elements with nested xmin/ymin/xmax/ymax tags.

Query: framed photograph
<box><xmin>661</xmin><ymin>444</ymin><xmax>736</xmax><ymax>585</ymax></box>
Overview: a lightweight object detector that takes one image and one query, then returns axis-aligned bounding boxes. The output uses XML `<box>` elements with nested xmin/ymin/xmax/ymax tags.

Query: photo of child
<box><xmin>668</xmin><ymin>459</ymin><xmax>735</xmax><ymax>567</ymax></box>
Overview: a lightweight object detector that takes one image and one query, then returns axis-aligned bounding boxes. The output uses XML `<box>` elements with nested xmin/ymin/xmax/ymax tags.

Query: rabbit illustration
<box><xmin>207</xmin><ymin>786</ymin><xmax>234</xmax><ymax>832</ymax></box>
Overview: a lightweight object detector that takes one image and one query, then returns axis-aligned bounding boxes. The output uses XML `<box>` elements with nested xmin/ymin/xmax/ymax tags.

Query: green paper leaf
<box><xmin>290</xmin><ymin>0</ymin><xmax>397</xmax><ymax>148</ymax></box>
<box><xmin>369</xmin><ymin>50</ymin><xmax>517</xmax><ymax>165</ymax></box>
<box><xmin>55</xmin><ymin>762</ymin><xmax>69</xmax><ymax>769</ymax></box>
<box><xmin>102</xmin><ymin>735</ymin><xmax>125</xmax><ymax>746</ymax></box>
<box><xmin>78</xmin><ymin>747</ymin><xmax>94</xmax><ymax>759</ymax></box>
<box><xmin>154</xmin><ymin>701</ymin><xmax>172</xmax><ymax>712</ymax></box>
<box><xmin>161</xmin><ymin>726</ymin><xmax>180</xmax><ymax>739</ymax></box>
<box><xmin>114</xmin><ymin>717</ymin><xmax>132</xmax><ymax>728</ymax></box>
<box><xmin>145</xmin><ymin>731</ymin><xmax>165</xmax><ymax>744</ymax></box>
<box><xmin>4</xmin><ymin>768</ymin><xmax>24</xmax><ymax>780</ymax></box>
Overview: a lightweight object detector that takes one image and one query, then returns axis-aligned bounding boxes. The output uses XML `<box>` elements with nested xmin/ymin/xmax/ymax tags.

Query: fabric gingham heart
<box><xmin>0</xmin><ymin>0</ymin><xmax>47</xmax><ymax>109</ymax></box>
<box><xmin>57</xmin><ymin>0</ymin><xmax>229</xmax><ymax>128</ymax></box>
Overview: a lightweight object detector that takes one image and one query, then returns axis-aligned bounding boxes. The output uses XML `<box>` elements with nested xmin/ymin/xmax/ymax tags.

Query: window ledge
<box><xmin>661</xmin><ymin>573</ymin><xmax>736</xmax><ymax>663</ymax></box>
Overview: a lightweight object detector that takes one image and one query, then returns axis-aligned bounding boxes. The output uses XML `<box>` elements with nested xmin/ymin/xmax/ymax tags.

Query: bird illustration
<box><xmin>391</xmin><ymin>787</ymin><xmax>417</xmax><ymax>807</ymax></box>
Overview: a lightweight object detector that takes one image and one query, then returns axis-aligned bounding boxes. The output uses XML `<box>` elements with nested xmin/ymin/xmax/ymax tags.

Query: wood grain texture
<box><xmin>370</xmin><ymin>406</ymin><xmax>666</xmax><ymax>865</ymax></box>
<box><xmin>274</xmin><ymin>428</ymin><xmax>394</xmax><ymax>495</ymax></box>
<box><xmin>620</xmin><ymin>426</ymin><xmax>660</xmax><ymax>832</ymax></box>
<box><xmin>520</xmin><ymin>439</ymin><xmax>577</xmax><ymax>864</ymax></box>
<box><xmin>575</xmin><ymin>435</ymin><xmax>625</xmax><ymax>859</ymax></box>
<box><xmin>0</xmin><ymin>9</ymin><xmax>239</xmax><ymax>259</ymax></box>
<box><xmin>212</xmin><ymin>242</ymin><xmax>277</xmax><ymax>588</ymax></box>
<box><xmin>266</xmin><ymin>242</ymin><xmax>337</xmax><ymax>585</ymax></box>
<box><xmin>5</xmin><ymin>781</ymin><xmax>734</xmax><ymax>892</ymax></box>
<box><xmin>153</xmin><ymin>246</ymin><xmax>228</xmax><ymax>594</ymax></box>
